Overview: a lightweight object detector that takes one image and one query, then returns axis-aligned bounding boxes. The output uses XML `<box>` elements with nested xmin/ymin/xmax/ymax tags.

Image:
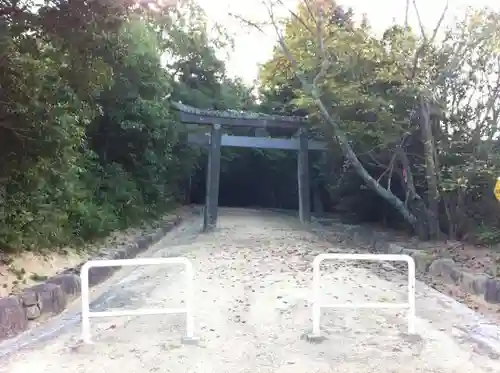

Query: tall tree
<box><xmin>250</xmin><ymin>0</ymin><xmax>500</xmax><ymax>240</ymax></box>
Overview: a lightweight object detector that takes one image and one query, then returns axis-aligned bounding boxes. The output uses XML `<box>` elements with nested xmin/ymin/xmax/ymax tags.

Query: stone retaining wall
<box><xmin>0</xmin><ymin>207</ymin><xmax>193</xmax><ymax>342</ymax></box>
<box><xmin>384</xmin><ymin>243</ymin><xmax>500</xmax><ymax>305</ymax></box>
<box><xmin>311</xmin><ymin>218</ymin><xmax>500</xmax><ymax>306</ymax></box>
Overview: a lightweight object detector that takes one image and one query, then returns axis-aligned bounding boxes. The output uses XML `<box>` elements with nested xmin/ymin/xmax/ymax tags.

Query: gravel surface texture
<box><xmin>1</xmin><ymin>208</ymin><xmax>499</xmax><ymax>373</ymax></box>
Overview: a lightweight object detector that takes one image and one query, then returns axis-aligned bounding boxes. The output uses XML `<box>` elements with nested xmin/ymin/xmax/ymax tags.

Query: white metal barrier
<box><xmin>311</xmin><ymin>253</ymin><xmax>416</xmax><ymax>337</ymax></box>
<box><xmin>80</xmin><ymin>257</ymin><xmax>195</xmax><ymax>344</ymax></box>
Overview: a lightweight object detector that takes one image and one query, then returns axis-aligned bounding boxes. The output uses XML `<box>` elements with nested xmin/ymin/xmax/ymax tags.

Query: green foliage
<box><xmin>475</xmin><ymin>225</ymin><xmax>500</xmax><ymax>246</ymax></box>
<box><xmin>0</xmin><ymin>0</ymin><xmax>250</xmax><ymax>252</ymax></box>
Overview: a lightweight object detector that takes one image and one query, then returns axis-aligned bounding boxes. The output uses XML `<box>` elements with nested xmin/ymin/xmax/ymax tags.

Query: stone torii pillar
<box><xmin>203</xmin><ymin>123</ymin><xmax>222</xmax><ymax>231</ymax></box>
<box><xmin>297</xmin><ymin>127</ymin><xmax>311</xmax><ymax>223</ymax></box>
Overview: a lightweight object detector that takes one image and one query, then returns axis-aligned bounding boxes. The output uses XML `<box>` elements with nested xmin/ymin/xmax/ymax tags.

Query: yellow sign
<box><xmin>494</xmin><ymin>178</ymin><xmax>500</xmax><ymax>201</ymax></box>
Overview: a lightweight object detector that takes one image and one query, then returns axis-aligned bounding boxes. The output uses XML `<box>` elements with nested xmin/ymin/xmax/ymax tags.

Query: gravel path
<box><xmin>1</xmin><ymin>208</ymin><xmax>500</xmax><ymax>373</ymax></box>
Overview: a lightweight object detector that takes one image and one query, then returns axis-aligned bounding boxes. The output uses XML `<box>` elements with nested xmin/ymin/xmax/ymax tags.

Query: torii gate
<box><xmin>173</xmin><ymin>102</ymin><xmax>328</xmax><ymax>231</ymax></box>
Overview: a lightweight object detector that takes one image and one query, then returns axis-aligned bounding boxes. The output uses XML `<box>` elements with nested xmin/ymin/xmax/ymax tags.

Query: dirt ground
<box><xmin>0</xmin><ymin>250</ymin><xmax>88</xmax><ymax>298</ymax></box>
<box><xmin>309</xmin><ymin>217</ymin><xmax>500</xmax><ymax>322</ymax></box>
<box><xmin>0</xmin><ymin>217</ymin><xmax>176</xmax><ymax>298</ymax></box>
<box><xmin>1</xmin><ymin>208</ymin><xmax>499</xmax><ymax>373</ymax></box>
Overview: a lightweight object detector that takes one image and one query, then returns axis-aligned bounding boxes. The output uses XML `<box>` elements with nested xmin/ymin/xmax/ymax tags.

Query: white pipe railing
<box><xmin>80</xmin><ymin>257</ymin><xmax>195</xmax><ymax>344</ymax></box>
<box><xmin>311</xmin><ymin>253</ymin><xmax>416</xmax><ymax>337</ymax></box>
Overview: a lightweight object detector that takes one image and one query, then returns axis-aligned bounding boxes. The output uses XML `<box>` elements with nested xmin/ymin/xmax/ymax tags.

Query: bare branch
<box><xmin>311</xmin><ymin>4</ymin><xmax>331</xmax><ymax>89</ymax></box>
<box><xmin>411</xmin><ymin>0</ymin><xmax>427</xmax><ymax>40</ymax></box>
<box><xmin>429</xmin><ymin>0</ymin><xmax>449</xmax><ymax>44</ymax></box>
<box><xmin>275</xmin><ymin>0</ymin><xmax>316</xmax><ymax>36</ymax></box>
<box><xmin>409</xmin><ymin>0</ymin><xmax>449</xmax><ymax>82</ymax></box>
<box><xmin>405</xmin><ymin>0</ymin><xmax>410</xmax><ymax>28</ymax></box>
<box><xmin>262</xmin><ymin>1</ymin><xmax>310</xmax><ymax>91</ymax></box>
<box><xmin>376</xmin><ymin>151</ymin><xmax>397</xmax><ymax>184</ymax></box>
<box><xmin>227</xmin><ymin>12</ymin><xmax>268</xmax><ymax>34</ymax></box>
<box><xmin>397</xmin><ymin>145</ymin><xmax>424</xmax><ymax>203</ymax></box>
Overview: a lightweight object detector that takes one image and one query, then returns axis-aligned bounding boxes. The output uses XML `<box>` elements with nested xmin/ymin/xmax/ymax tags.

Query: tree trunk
<box><xmin>312</xmin><ymin>97</ymin><xmax>418</xmax><ymax>227</ymax></box>
<box><xmin>419</xmin><ymin>97</ymin><xmax>441</xmax><ymax>239</ymax></box>
<box><xmin>397</xmin><ymin>145</ymin><xmax>432</xmax><ymax>239</ymax></box>
<box><xmin>270</xmin><ymin>32</ymin><xmax>417</xmax><ymax>229</ymax></box>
